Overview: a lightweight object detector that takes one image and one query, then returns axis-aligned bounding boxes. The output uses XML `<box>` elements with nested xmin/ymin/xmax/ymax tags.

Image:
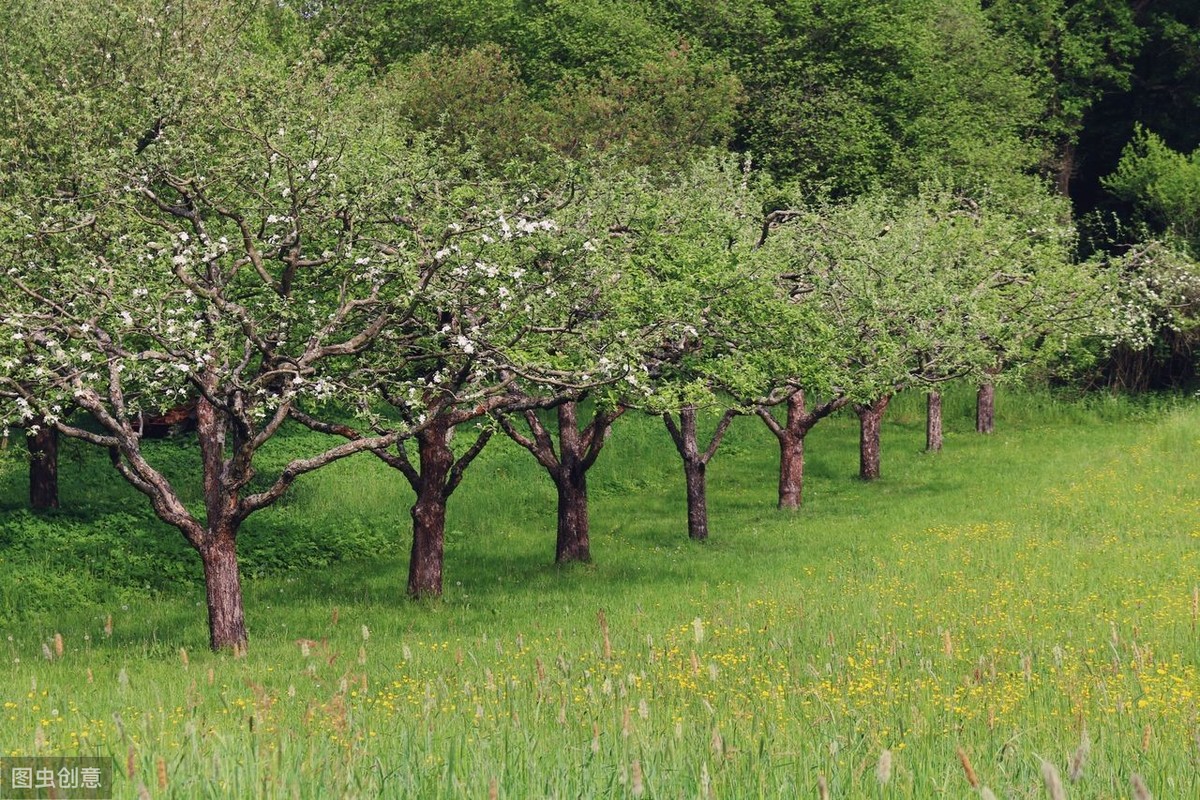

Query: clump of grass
<box><xmin>0</xmin><ymin>396</ymin><xmax>1197</xmax><ymax>797</ymax></box>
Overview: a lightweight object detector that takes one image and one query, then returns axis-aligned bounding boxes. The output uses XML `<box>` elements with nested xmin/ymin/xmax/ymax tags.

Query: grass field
<box><xmin>0</xmin><ymin>388</ymin><xmax>1197</xmax><ymax>798</ymax></box>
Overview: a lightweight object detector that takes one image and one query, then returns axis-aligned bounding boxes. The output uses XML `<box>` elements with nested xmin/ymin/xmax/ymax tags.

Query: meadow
<box><xmin>0</xmin><ymin>388</ymin><xmax>1197</xmax><ymax>798</ymax></box>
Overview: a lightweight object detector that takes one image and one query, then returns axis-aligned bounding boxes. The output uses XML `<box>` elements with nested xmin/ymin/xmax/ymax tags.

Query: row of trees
<box><xmin>1</xmin><ymin>1</ymin><xmax>1197</xmax><ymax>652</ymax></box>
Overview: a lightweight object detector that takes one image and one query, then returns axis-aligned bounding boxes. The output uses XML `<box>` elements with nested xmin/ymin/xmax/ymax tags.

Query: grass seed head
<box><xmin>1069</xmin><ymin>726</ymin><xmax>1090</xmax><ymax>782</ymax></box>
<box><xmin>817</xmin><ymin>775</ymin><xmax>829</xmax><ymax>800</ymax></box>
<box><xmin>1040</xmin><ymin>760</ymin><xmax>1065</xmax><ymax>800</ymax></box>
<box><xmin>598</xmin><ymin>609</ymin><xmax>612</xmax><ymax>660</ymax></box>
<box><xmin>1131</xmin><ymin>773</ymin><xmax>1152</xmax><ymax>800</ymax></box>
<box><xmin>876</xmin><ymin>748</ymin><xmax>892</xmax><ymax>785</ymax></box>
<box><xmin>956</xmin><ymin>745</ymin><xmax>979</xmax><ymax>788</ymax></box>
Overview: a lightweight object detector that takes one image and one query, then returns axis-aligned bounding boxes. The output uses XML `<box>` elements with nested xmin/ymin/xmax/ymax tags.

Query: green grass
<box><xmin>1</xmin><ymin>386</ymin><xmax>1198</xmax><ymax>798</ymax></box>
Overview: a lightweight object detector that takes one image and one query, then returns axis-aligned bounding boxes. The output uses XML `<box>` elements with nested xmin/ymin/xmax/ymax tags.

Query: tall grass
<box><xmin>0</xmin><ymin>385</ymin><xmax>1197</xmax><ymax>797</ymax></box>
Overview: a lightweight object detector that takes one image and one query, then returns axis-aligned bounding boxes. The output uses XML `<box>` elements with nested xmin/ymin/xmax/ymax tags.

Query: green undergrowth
<box><xmin>0</xmin><ymin>385</ymin><xmax>1196</xmax><ymax>798</ymax></box>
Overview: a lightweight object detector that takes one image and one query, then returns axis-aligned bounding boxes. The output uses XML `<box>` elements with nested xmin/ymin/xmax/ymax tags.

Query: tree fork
<box><xmin>664</xmin><ymin>406</ymin><xmax>735</xmax><ymax>541</ymax></box>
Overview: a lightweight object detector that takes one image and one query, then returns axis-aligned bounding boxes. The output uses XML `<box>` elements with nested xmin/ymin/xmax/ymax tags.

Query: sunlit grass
<box><xmin>1</xmin><ymin>387</ymin><xmax>1197</xmax><ymax>797</ymax></box>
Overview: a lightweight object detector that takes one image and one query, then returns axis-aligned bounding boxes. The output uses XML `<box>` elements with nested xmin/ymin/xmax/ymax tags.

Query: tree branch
<box><xmin>445</xmin><ymin>428</ymin><xmax>493</xmax><ymax>497</ymax></box>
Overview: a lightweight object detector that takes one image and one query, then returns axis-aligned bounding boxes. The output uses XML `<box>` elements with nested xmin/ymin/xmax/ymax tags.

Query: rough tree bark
<box><xmin>976</xmin><ymin>382</ymin><xmax>995</xmax><ymax>434</ymax></box>
<box><xmin>26</xmin><ymin>418</ymin><xmax>59</xmax><ymax>510</ymax></box>
<box><xmin>756</xmin><ymin>389</ymin><xmax>849</xmax><ymax>509</ymax></box>
<box><xmin>926</xmin><ymin>390</ymin><xmax>943</xmax><ymax>452</ymax></box>
<box><xmin>854</xmin><ymin>396</ymin><xmax>891</xmax><ymax>481</ymax></box>
<box><xmin>498</xmin><ymin>400</ymin><xmax>624</xmax><ymax>564</ymax></box>
<box><xmin>199</xmin><ymin>530</ymin><xmax>247</xmax><ymax>652</ymax></box>
<box><xmin>663</xmin><ymin>406</ymin><xmax>737</xmax><ymax>541</ymax></box>
<box><xmin>407</xmin><ymin>418</ymin><xmax>453</xmax><ymax>598</ymax></box>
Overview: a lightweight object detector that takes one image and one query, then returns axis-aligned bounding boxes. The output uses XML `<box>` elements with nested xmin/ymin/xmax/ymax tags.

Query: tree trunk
<box><xmin>855</xmin><ymin>396</ymin><xmax>890</xmax><ymax>481</ymax></box>
<box><xmin>683</xmin><ymin>458</ymin><xmax>708</xmax><ymax>541</ymax></box>
<box><xmin>408</xmin><ymin>421</ymin><xmax>452</xmax><ymax>599</ymax></box>
<box><xmin>926</xmin><ymin>390</ymin><xmax>943</xmax><ymax>453</ymax></box>
<box><xmin>1054</xmin><ymin>139</ymin><xmax>1075</xmax><ymax>197</ymax></box>
<box><xmin>199</xmin><ymin>533</ymin><xmax>248</xmax><ymax>652</ymax></box>
<box><xmin>664</xmin><ymin>405</ymin><xmax>733</xmax><ymax>542</ymax></box>
<box><xmin>27</xmin><ymin>421</ymin><xmax>59</xmax><ymax>510</ymax></box>
<box><xmin>976</xmin><ymin>382</ymin><xmax>995</xmax><ymax>434</ymax></box>
<box><xmin>778</xmin><ymin>434</ymin><xmax>805</xmax><ymax>510</ymax></box>
<box><xmin>554</xmin><ymin>463</ymin><xmax>590</xmax><ymax>563</ymax></box>
<box><xmin>553</xmin><ymin>402</ymin><xmax>592</xmax><ymax>563</ymax></box>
